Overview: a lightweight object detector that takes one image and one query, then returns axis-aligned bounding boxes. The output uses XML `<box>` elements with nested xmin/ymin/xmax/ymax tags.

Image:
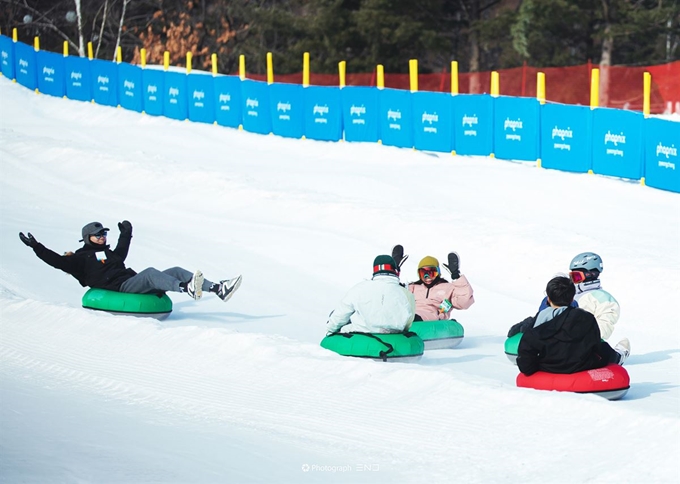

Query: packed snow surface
<box><xmin>1</xmin><ymin>78</ymin><xmax>678</xmax><ymax>483</ymax></box>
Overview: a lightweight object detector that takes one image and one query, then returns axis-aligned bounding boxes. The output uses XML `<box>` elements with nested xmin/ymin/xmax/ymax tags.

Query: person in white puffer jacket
<box><xmin>326</xmin><ymin>255</ymin><xmax>416</xmax><ymax>335</ymax></box>
<box><xmin>568</xmin><ymin>252</ymin><xmax>620</xmax><ymax>340</ymax></box>
<box><xmin>508</xmin><ymin>252</ymin><xmax>622</xmax><ymax>342</ymax></box>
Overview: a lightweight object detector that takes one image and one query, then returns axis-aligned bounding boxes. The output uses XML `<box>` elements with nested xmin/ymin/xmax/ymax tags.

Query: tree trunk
<box><xmin>95</xmin><ymin>1</ymin><xmax>109</xmax><ymax>59</ymax></box>
<box><xmin>599</xmin><ymin>0</ymin><xmax>614</xmax><ymax>107</ymax></box>
<box><xmin>469</xmin><ymin>35</ymin><xmax>480</xmax><ymax>93</ymax></box>
<box><xmin>113</xmin><ymin>0</ymin><xmax>130</xmax><ymax>61</ymax></box>
<box><xmin>74</xmin><ymin>0</ymin><xmax>85</xmax><ymax>57</ymax></box>
<box><xmin>467</xmin><ymin>0</ymin><xmax>481</xmax><ymax>94</ymax></box>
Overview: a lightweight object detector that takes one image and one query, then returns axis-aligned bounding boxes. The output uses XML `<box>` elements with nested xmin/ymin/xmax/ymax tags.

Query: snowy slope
<box><xmin>1</xmin><ymin>78</ymin><xmax>679</xmax><ymax>483</ymax></box>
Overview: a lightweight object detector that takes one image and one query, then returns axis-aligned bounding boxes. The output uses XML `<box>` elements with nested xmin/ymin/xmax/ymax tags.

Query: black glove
<box><xmin>19</xmin><ymin>232</ymin><xmax>39</xmax><ymax>248</ymax></box>
<box><xmin>443</xmin><ymin>252</ymin><xmax>460</xmax><ymax>280</ymax></box>
<box><xmin>118</xmin><ymin>220</ymin><xmax>132</xmax><ymax>236</ymax></box>
<box><xmin>507</xmin><ymin>316</ymin><xmax>535</xmax><ymax>337</ymax></box>
<box><xmin>391</xmin><ymin>244</ymin><xmax>408</xmax><ymax>268</ymax></box>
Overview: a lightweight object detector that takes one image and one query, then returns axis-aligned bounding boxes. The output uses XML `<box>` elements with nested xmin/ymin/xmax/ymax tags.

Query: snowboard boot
<box><xmin>213</xmin><ymin>275</ymin><xmax>242</xmax><ymax>302</ymax></box>
<box><xmin>186</xmin><ymin>270</ymin><xmax>204</xmax><ymax>300</ymax></box>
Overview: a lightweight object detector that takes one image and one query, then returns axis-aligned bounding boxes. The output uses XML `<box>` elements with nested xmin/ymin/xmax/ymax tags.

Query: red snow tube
<box><xmin>516</xmin><ymin>364</ymin><xmax>630</xmax><ymax>400</ymax></box>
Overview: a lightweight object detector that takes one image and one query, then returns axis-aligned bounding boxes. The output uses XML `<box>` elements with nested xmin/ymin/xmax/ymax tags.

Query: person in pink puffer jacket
<box><xmin>392</xmin><ymin>245</ymin><xmax>475</xmax><ymax>321</ymax></box>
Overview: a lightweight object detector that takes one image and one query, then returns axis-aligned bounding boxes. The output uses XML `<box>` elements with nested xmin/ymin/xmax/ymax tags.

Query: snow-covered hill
<box><xmin>1</xmin><ymin>78</ymin><xmax>678</xmax><ymax>483</ymax></box>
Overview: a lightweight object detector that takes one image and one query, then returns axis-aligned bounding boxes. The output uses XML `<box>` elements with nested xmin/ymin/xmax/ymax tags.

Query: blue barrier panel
<box><xmin>36</xmin><ymin>51</ymin><xmax>65</xmax><ymax>97</ymax></box>
<box><xmin>379</xmin><ymin>88</ymin><xmax>413</xmax><ymax>148</ymax></box>
<box><xmin>270</xmin><ymin>83</ymin><xmax>304</xmax><ymax>139</ymax></box>
<box><xmin>540</xmin><ymin>104</ymin><xmax>592</xmax><ymax>173</ymax></box>
<box><xmin>494</xmin><ymin>96</ymin><xmax>540</xmax><ymax>161</ymax></box>
<box><xmin>64</xmin><ymin>56</ymin><xmax>91</xmax><ymax>101</ymax></box>
<box><xmin>452</xmin><ymin>94</ymin><xmax>493</xmax><ymax>156</ymax></box>
<box><xmin>0</xmin><ymin>35</ymin><xmax>14</xmax><ymax>79</ymax></box>
<box><xmin>187</xmin><ymin>74</ymin><xmax>215</xmax><ymax>124</ymax></box>
<box><xmin>304</xmin><ymin>86</ymin><xmax>342</xmax><ymax>141</ymax></box>
<box><xmin>164</xmin><ymin>71</ymin><xmax>188</xmax><ymax>120</ymax></box>
<box><xmin>644</xmin><ymin>117</ymin><xmax>680</xmax><ymax>193</ymax></box>
<box><xmin>118</xmin><ymin>63</ymin><xmax>143</xmax><ymax>112</ymax></box>
<box><xmin>241</xmin><ymin>80</ymin><xmax>271</xmax><ymax>135</ymax></box>
<box><xmin>341</xmin><ymin>86</ymin><xmax>379</xmax><ymax>143</ymax></box>
<box><xmin>412</xmin><ymin>91</ymin><xmax>453</xmax><ymax>153</ymax></box>
<box><xmin>214</xmin><ymin>75</ymin><xmax>242</xmax><ymax>128</ymax></box>
<box><xmin>90</xmin><ymin>59</ymin><xmax>118</xmax><ymax>107</ymax></box>
<box><xmin>591</xmin><ymin>108</ymin><xmax>644</xmax><ymax>180</ymax></box>
<box><xmin>142</xmin><ymin>69</ymin><xmax>164</xmax><ymax>116</ymax></box>
<box><xmin>14</xmin><ymin>42</ymin><xmax>37</xmax><ymax>90</ymax></box>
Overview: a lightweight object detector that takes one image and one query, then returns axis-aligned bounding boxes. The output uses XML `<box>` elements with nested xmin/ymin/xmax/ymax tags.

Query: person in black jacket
<box><xmin>19</xmin><ymin>221</ymin><xmax>241</xmax><ymax>302</ymax></box>
<box><xmin>517</xmin><ymin>276</ymin><xmax>629</xmax><ymax>376</ymax></box>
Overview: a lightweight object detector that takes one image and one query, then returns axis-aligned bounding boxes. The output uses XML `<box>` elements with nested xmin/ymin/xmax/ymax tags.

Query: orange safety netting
<box><xmin>247</xmin><ymin>61</ymin><xmax>680</xmax><ymax>114</ymax></box>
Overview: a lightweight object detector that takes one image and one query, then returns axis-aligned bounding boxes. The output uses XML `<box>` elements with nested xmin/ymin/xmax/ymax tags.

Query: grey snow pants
<box><xmin>119</xmin><ymin>267</ymin><xmax>214</xmax><ymax>294</ymax></box>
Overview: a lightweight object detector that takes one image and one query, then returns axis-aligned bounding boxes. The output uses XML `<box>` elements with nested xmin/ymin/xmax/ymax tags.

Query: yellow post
<box><xmin>266</xmin><ymin>52</ymin><xmax>273</xmax><ymax>84</ymax></box>
<box><xmin>116</xmin><ymin>46</ymin><xmax>122</xmax><ymax>63</ymax></box>
<box><xmin>450</xmin><ymin>61</ymin><xmax>458</xmax><ymax>154</ymax></box>
<box><xmin>537</xmin><ymin>72</ymin><xmax>546</xmax><ymax>105</ymax></box>
<box><xmin>377</xmin><ymin>65</ymin><xmax>384</xmax><ymax>89</ymax></box>
<box><xmin>491</xmin><ymin>71</ymin><xmax>500</xmax><ymax>97</ymax></box>
<box><xmin>239</xmin><ymin>54</ymin><xmax>245</xmax><ymax>80</ymax></box>
<box><xmin>33</xmin><ymin>37</ymin><xmax>40</xmax><ymax>92</ymax></box>
<box><xmin>409</xmin><ymin>59</ymin><xmax>418</xmax><ymax>92</ymax></box>
<box><xmin>12</xmin><ymin>28</ymin><xmax>18</xmax><ymax>42</ymax></box>
<box><xmin>590</xmin><ymin>68</ymin><xmax>599</xmax><ymax>109</ymax></box>
<box><xmin>163</xmin><ymin>51</ymin><xmax>169</xmax><ymax>70</ymax></box>
<box><xmin>489</xmin><ymin>70</ymin><xmax>500</xmax><ymax>158</ymax></box>
<box><xmin>211</xmin><ymin>53</ymin><xmax>217</xmax><ymax>75</ymax></box>
<box><xmin>141</xmin><ymin>48</ymin><xmax>147</xmax><ymax>67</ymax></box>
<box><xmin>338</xmin><ymin>60</ymin><xmax>346</xmax><ymax>88</ymax></box>
<box><xmin>186</xmin><ymin>51</ymin><xmax>192</xmax><ymax>74</ymax></box>
<box><xmin>63</xmin><ymin>41</ymin><xmax>68</xmax><ymax>56</ymax></box>
<box><xmin>643</xmin><ymin>71</ymin><xmax>651</xmax><ymax>118</ymax></box>
<box><xmin>87</xmin><ymin>42</ymin><xmax>93</xmax><ymax>60</ymax></box>
<box><xmin>536</xmin><ymin>72</ymin><xmax>545</xmax><ymax>166</ymax></box>
<box><xmin>451</xmin><ymin>61</ymin><xmax>459</xmax><ymax>95</ymax></box>
<box><xmin>303</xmin><ymin>52</ymin><xmax>310</xmax><ymax>87</ymax></box>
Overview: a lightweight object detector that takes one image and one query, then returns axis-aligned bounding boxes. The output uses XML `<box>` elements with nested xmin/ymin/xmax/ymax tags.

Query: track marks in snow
<box><xmin>2</xmin><ymin>295</ymin><xmax>677</xmax><ymax>482</ymax></box>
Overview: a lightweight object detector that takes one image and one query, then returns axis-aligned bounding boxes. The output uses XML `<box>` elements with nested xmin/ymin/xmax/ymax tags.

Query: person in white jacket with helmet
<box><xmin>567</xmin><ymin>252</ymin><xmax>621</xmax><ymax>341</ymax></box>
<box><xmin>508</xmin><ymin>252</ymin><xmax>628</xmax><ymax>357</ymax></box>
<box><xmin>326</xmin><ymin>255</ymin><xmax>416</xmax><ymax>335</ymax></box>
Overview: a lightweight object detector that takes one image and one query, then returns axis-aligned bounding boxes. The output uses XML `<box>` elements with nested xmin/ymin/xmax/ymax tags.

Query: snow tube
<box><xmin>82</xmin><ymin>288</ymin><xmax>173</xmax><ymax>320</ymax></box>
<box><xmin>516</xmin><ymin>364</ymin><xmax>630</xmax><ymax>400</ymax></box>
<box><xmin>504</xmin><ymin>332</ymin><xmax>523</xmax><ymax>364</ymax></box>
<box><xmin>320</xmin><ymin>331</ymin><xmax>424</xmax><ymax>362</ymax></box>
<box><xmin>409</xmin><ymin>319</ymin><xmax>464</xmax><ymax>350</ymax></box>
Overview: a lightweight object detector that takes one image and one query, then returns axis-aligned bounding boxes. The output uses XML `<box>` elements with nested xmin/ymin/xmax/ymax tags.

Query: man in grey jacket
<box><xmin>326</xmin><ymin>255</ymin><xmax>416</xmax><ymax>335</ymax></box>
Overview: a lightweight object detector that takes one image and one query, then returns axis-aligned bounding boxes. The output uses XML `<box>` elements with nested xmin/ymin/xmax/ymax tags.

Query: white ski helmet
<box><xmin>569</xmin><ymin>252</ymin><xmax>603</xmax><ymax>273</ymax></box>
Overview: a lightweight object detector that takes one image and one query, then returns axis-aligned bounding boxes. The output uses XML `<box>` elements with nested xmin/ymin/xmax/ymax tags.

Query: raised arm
<box><xmin>113</xmin><ymin>220</ymin><xmax>133</xmax><ymax>260</ymax></box>
<box><xmin>20</xmin><ymin>232</ymin><xmax>81</xmax><ymax>274</ymax></box>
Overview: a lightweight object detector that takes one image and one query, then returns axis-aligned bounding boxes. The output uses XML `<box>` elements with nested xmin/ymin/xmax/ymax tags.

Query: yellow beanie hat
<box><xmin>418</xmin><ymin>256</ymin><xmax>439</xmax><ymax>269</ymax></box>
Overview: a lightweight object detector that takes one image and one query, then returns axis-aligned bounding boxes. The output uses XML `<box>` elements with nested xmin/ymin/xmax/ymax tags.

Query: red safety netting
<box><xmin>246</xmin><ymin>61</ymin><xmax>680</xmax><ymax>114</ymax></box>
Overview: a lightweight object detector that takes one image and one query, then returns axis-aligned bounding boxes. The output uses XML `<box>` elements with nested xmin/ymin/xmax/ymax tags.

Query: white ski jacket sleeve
<box><xmin>577</xmin><ymin>290</ymin><xmax>620</xmax><ymax>340</ymax></box>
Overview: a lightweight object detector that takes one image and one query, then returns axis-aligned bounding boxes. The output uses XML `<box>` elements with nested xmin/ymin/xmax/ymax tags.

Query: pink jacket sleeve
<box><xmin>446</xmin><ymin>275</ymin><xmax>475</xmax><ymax>310</ymax></box>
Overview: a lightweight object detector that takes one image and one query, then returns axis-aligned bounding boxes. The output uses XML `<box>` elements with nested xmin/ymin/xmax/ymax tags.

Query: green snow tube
<box><xmin>320</xmin><ymin>331</ymin><xmax>424</xmax><ymax>362</ymax></box>
<box><xmin>82</xmin><ymin>288</ymin><xmax>173</xmax><ymax>320</ymax></box>
<box><xmin>504</xmin><ymin>332</ymin><xmax>523</xmax><ymax>364</ymax></box>
<box><xmin>409</xmin><ymin>319</ymin><xmax>465</xmax><ymax>350</ymax></box>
